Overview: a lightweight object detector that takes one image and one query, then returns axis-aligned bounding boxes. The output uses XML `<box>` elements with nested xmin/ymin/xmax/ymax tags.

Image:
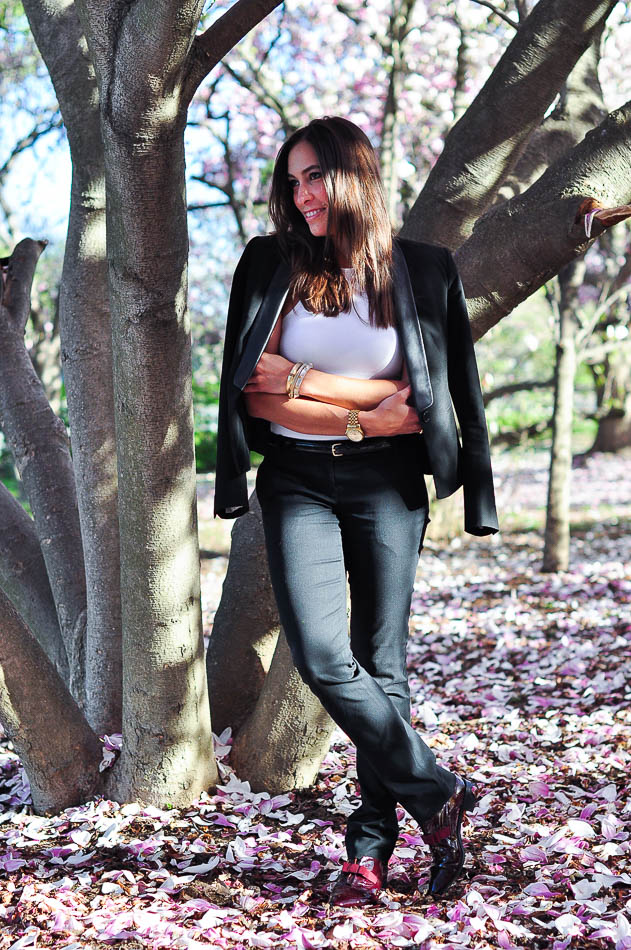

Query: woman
<box><xmin>215</xmin><ymin>117</ymin><xmax>498</xmax><ymax>906</ymax></box>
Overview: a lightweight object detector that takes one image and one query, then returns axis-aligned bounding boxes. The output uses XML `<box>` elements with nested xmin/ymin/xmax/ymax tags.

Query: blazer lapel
<box><xmin>393</xmin><ymin>242</ymin><xmax>433</xmax><ymax>413</ymax></box>
<box><xmin>232</xmin><ymin>258</ymin><xmax>291</xmax><ymax>390</ymax></box>
<box><xmin>233</xmin><ymin>245</ymin><xmax>433</xmax><ymax>411</ymax></box>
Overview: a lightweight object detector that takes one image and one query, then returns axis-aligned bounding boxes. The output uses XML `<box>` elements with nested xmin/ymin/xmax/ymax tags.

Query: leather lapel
<box><xmin>233</xmin><ymin>258</ymin><xmax>291</xmax><ymax>390</ymax></box>
<box><xmin>393</xmin><ymin>242</ymin><xmax>433</xmax><ymax>412</ymax></box>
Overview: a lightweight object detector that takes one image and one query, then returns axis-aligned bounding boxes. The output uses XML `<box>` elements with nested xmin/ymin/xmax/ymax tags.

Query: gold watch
<box><xmin>345</xmin><ymin>409</ymin><xmax>365</xmax><ymax>442</ymax></box>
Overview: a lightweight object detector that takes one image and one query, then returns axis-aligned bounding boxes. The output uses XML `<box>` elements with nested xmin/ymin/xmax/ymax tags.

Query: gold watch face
<box><xmin>347</xmin><ymin>426</ymin><xmax>364</xmax><ymax>442</ymax></box>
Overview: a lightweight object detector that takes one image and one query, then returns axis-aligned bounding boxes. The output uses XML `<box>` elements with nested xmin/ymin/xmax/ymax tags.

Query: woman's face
<box><xmin>287</xmin><ymin>140</ymin><xmax>329</xmax><ymax>238</ymax></box>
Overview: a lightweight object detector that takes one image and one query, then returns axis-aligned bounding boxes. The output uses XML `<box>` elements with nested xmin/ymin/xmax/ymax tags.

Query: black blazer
<box><xmin>214</xmin><ymin>234</ymin><xmax>499</xmax><ymax>536</ymax></box>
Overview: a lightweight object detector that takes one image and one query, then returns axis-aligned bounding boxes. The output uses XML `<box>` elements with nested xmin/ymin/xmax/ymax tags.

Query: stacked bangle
<box><xmin>286</xmin><ymin>361</ymin><xmax>313</xmax><ymax>399</ymax></box>
<box><xmin>286</xmin><ymin>362</ymin><xmax>302</xmax><ymax>397</ymax></box>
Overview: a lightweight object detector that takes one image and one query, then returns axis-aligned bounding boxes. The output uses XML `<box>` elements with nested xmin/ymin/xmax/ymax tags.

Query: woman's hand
<box><xmin>244</xmin><ymin>353</ymin><xmax>296</xmax><ymax>395</ymax></box>
<box><xmin>361</xmin><ymin>386</ymin><xmax>422</xmax><ymax>437</ymax></box>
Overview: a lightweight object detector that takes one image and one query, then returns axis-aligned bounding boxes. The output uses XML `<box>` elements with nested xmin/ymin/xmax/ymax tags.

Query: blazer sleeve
<box><xmin>214</xmin><ymin>239</ymin><xmax>257</xmax><ymax>519</ymax></box>
<box><xmin>445</xmin><ymin>249</ymin><xmax>499</xmax><ymax>536</ymax></box>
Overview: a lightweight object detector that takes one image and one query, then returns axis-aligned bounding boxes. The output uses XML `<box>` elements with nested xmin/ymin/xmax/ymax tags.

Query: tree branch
<box><xmin>456</xmin><ymin>100</ymin><xmax>631</xmax><ymax>340</ymax></box>
<box><xmin>0</xmin><ymin>482</ymin><xmax>68</xmax><ymax>683</ymax></box>
<box><xmin>0</xmin><ymin>240</ymin><xmax>88</xmax><ymax>705</ymax></box>
<box><xmin>483</xmin><ymin>378</ymin><xmax>555</xmax><ymax>405</ymax></box>
<box><xmin>221</xmin><ymin>59</ymin><xmax>292</xmax><ymax>129</ymax></box>
<box><xmin>469</xmin><ymin>0</ymin><xmax>519</xmax><ymax>29</ymax></box>
<box><xmin>0</xmin><ymin>115</ymin><xmax>63</xmax><ymax>187</ymax></box>
<box><xmin>402</xmin><ymin>0</ymin><xmax>617</xmax><ymax>249</ymax></box>
<box><xmin>184</xmin><ymin>0</ymin><xmax>284</xmax><ymax>101</ymax></box>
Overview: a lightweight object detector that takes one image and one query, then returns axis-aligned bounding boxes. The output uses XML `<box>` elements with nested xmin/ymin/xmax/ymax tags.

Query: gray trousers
<box><xmin>256</xmin><ymin>436</ymin><xmax>456</xmax><ymax>862</ymax></box>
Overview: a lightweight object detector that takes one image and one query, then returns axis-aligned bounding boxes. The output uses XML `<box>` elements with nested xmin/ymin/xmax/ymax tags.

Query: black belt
<box><xmin>268</xmin><ymin>434</ymin><xmax>395</xmax><ymax>457</ymax></box>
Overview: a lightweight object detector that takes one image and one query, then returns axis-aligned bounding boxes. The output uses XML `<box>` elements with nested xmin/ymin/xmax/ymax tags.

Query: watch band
<box><xmin>345</xmin><ymin>409</ymin><xmax>365</xmax><ymax>441</ymax></box>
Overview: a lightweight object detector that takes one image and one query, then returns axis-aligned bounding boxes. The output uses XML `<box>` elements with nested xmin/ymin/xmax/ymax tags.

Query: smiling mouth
<box><xmin>304</xmin><ymin>208</ymin><xmax>326</xmax><ymax>220</ymax></box>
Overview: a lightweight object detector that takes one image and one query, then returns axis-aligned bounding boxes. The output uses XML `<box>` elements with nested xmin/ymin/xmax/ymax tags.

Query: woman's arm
<box><xmin>244</xmin><ymin>386</ymin><xmax>422</xmax><ymax>438</ymax></box>
<box><xmin>243</xmin><ymin>319</ymin><xmax>408</xmax><ymax>409</ymax></box>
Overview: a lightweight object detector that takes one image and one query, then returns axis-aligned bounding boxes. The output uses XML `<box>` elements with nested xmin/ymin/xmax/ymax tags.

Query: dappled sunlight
<box><xmin>76</xmin><ymin>203</ymin><xmax>106</xmax><ymax>258</ymax></box>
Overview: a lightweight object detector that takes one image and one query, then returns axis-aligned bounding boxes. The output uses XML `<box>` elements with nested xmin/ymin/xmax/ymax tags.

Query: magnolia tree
<box><xmin>1</xmin><ymin>0</ymin><xmax>631</xmax><ymax>815</ymax></box>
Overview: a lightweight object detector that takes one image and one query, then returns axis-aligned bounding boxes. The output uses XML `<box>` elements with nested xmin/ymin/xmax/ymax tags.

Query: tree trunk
<box><xmin>29</xmin><ymin>314</ymin><xmax>62</xmax><ymax>416</ymax></box>
<box><xmin>206</xmin><ymin>493</ymin><xmax>280</xmax><ymax>735</ymax></box>
<box><xmin>591</xmin><ymin>400</ymin><xmax>631</xmax><ymax>451</ymax></box>
<box><xmin>543</xmin><ymin>260</ymin><xmax>584</xmax><ymax>572</ymax></box>
<box><xmin>0</xmin><ymin>483</ymin><xmax>68</xmax><ymax>682</ymax></box>
<box><xmin>402</xmin><ymin>0</ymin><xmax>616</xmax><ymax>248</ymax></box>
<box><xmin>24</xmin><ymin>0</ymin><xmax>123</xmax><ymax>738</ymax></box>
<box><xmin>0</xmin><ymin>589</ymin><xmax>102</xmax><ymax>815</ymax></box>
<box><xmin>231</xmin><ymin>629</ymin><xmax>335</xmax><ymax>794</ymax></box>
<box><xmin>101</xmin><ymin>126</ymin><xmax>216</xmax><ymax>805</ymax></box>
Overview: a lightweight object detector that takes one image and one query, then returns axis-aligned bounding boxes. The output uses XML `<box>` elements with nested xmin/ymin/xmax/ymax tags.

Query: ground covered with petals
<box><xmin>1</xmin><ymin>451</ymin><xmax>630</xmax><ymax>949</ymax></box>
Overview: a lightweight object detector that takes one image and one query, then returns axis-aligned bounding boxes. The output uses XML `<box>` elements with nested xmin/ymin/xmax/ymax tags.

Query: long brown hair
<box><xmin>269</xmin><ymin>117</ymin><xmax>395</xmax><ymax>329</ymax></box>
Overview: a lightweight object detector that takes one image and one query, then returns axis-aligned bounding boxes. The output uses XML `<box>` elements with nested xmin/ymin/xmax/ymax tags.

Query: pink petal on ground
<box><xmin>523</xmin><ymin>883</ymin><xmax>560</xmax><ymax>897</ymax></box>
<box><xmin>519</xmin><ymin>846</ymin><xmax>547</xmax><ymax>863</ymax></box>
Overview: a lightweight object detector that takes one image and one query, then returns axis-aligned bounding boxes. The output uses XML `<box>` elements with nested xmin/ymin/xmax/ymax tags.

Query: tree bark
<box><xmin>206</xmin><ymin>494</ymin><xmax>280</xmax><ymax>735</ymax></box>
<box><xmin>497</xmin><ymin>38</ymin><xmax>606</xmax><ymax>200</ymax></box>
<box><xmin>458</xmin><ymin>100</ymin><xmax>631</xmax><ymax>342</ymax></box>
<box><xmin>402</xmin><ymin>0</ymin><xmax>616</xmax><ymax>248</ymax></box>
<box><xmin>231</xmin><ymin>630</ymin><xmax>335</xmax><ymax>794</ymax></box>
<box><xmin>71</xmin><ymin>0</ymin><xmax>219</xmax><ymax>802</ymax></box>
<box><xmin>24</xmin><ymin>0</ymin><xmax>123</xmax><ymax>735</ymax></box>
<box><xmin>0</xmin><ymin>588</ymin><xmax>102</xmax><ymax>815</ymax></box>
<box><xmin>591</xmin><ymin>402</ymin><xmax>631</xmax><ymax>451</ymax></box>
<box><xmin>543</xmin><ymin>260</ymin><xmax>584</xmax><ymax>572</ymax></box>
<box><xmin>98</xmin><ymin>123</ymin><xmax>216</xmax><ymax>805</ymax></box>
<box><xmin>0</xmin><ymin>483</ymin><xmax>68</xmax><ymax>682</ymax></box>
<box><xmin>0</xmin><ymin>239</ymin><xmax>87</xmax><ymax>705</ymax></box>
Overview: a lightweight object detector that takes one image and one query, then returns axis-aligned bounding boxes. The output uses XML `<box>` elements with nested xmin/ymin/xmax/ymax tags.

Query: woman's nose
<box><xmin>296</xmin><ymin>181</ymin><xmax>312</xmax><ymax>205</ymax></box>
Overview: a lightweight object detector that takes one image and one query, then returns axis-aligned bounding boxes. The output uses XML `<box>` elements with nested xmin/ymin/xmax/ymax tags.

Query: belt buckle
<box><xmin>331</xmin><ymin>443</ymin><xmax>344</xmax><ymax>457</ymax></box>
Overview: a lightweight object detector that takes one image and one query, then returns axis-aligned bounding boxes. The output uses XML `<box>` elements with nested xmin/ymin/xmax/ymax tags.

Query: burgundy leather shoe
<box><xmin>329</xmin><ymin>856</ymin><xmax>387</xmax><ymax>907</ymax></box>
<box><xmin>420</xmin><ymin>775</ymin><xmax>477</xmax><ymax>897</ymax></box>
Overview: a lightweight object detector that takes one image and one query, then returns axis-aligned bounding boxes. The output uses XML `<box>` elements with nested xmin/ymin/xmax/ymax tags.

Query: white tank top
<box><xmin>271</xmin><ymin>275</ymin><xmax>402</xmax><ymax>440</ymax></box>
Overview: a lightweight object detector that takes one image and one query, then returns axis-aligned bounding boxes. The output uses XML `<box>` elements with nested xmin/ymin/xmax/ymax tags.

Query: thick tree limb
<box><xmin>0</xmin><ymin>239</ymin><xmax>88</xmax><ymax>706</ymax></box>
<box><xmin>231</xmin><ymin>630</ymin><xmax>335</xmax><ymax>794</ymax></box>
<box><xmin>185</xmin><ymin>0</ymin><xmax>284</xmax><ymax>101</ymax></box>
<box><xmin>497</xmin><ymin>39</ymin><xmax>606</xmax><ymax>201</ymax></box>
<box><xmin>74</xmin><ymin>0</ymin><xmax>205</xmax><ymax>133</ymax></box>
<box><xmin>206</xmin><ymin>495</ymin><xmax>281</xmax><ymax>735</ymax></box>
<box><xmin>0</xmin><ymin>483</ymin><xmax>68</xmax><ymax>683</ymax></box>
<box><xmin>24</xmin><ymin>0</ymin><xmax>123</xmax><ymax>734</ymax></box>
<box><xmin>457</xmin><ymin>101</ymin><xmax>631</xmax><ymax>340</ymax></box>
<box><xmin>0</xmin><ymin>588</ymin><xmax>102</xmax><ymax>814</ymax></box>
<box><xmin>402</xmin><ymin>0</ymin><xmax>616</xmax><ymax>248</ymax></box>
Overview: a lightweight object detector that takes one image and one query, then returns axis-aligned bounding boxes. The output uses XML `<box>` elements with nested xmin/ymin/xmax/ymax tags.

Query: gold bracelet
<box><xmin>286</xmin><ymin>361</ymin><xmax>302</xmax><ymax>397</ymax></box>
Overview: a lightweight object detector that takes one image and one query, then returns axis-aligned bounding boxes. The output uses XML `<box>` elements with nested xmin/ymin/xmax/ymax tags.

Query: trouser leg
<box><xmin>256</xmin><ymin>448</ymin><xmax>456</xmax><ymax>845</ymax></box>
<box><xmin>339</xmin><ymin>450</ymin><xmax>443</xmax><ymax>861</ymax></box>
<box><xmin>341</xmin><ymin>500</ymin><xmax>420</xmax><ymax>862</ymax></box>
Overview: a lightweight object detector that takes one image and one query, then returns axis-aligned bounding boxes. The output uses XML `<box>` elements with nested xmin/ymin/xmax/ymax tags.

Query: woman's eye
<box><xmin>310</xmin><ymin>171</ymin><xmax>321</xmax><ymax>181</ymax></box>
